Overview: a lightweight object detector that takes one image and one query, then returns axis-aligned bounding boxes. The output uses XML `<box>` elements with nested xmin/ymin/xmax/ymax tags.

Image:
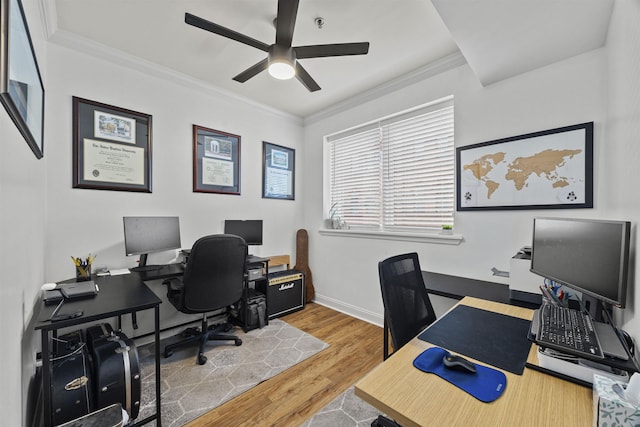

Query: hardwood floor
<box><xmin>186</xmin><ymin>302</ymin><xmax>383</xmax><ymax>427</ymax></box>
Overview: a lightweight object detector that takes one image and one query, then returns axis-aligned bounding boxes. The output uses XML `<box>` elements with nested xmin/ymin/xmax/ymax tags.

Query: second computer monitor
<box><xmin>224</xmin><ymin>219</ymin><xmax>263</xmax><ymax>246</ymax></box>
<box><xmin>530</xmin><ymin>217</ymin><xmax>631</xmax><ymax>308</ymax></box>
<box><xmin>123</xmin><ymin>216</ymin><xmax>181</xmax><ymax>268</ymax></box>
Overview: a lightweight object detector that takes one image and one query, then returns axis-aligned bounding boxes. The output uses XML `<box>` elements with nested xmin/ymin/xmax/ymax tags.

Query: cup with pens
<box><xmin>72</xmin><ymin>254</ymin><xmax>95</xmax><ymax>281</ymax></box>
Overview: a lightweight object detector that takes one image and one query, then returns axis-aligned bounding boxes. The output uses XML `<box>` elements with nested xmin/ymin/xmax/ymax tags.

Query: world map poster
<box><xmin>457</xmin><ymin>123</ymin><xmax>593</xmax><ymax>210</ymax></box>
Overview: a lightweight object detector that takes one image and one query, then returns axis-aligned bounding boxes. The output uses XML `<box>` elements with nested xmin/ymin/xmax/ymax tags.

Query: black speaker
<box><xmin>259</xmin><ymin>270</ymin><xmax>305</xmax><ymax>319</ymax></box>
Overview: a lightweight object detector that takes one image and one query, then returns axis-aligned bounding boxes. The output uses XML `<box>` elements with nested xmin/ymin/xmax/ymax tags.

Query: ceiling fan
<box><xmin>185</xmin><ymin>0</ymin><xmax>370</xmax><ymax>92</ymax></box>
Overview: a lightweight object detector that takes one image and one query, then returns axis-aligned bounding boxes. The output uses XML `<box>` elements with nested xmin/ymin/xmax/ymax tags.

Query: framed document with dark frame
<box><xmin>0</xmin><ymin>0</ymin><xmax>45</xmax><ymax>159</ymax></box>
<box><xmin>262</xmin><ymin>141</ymin><xmax>295</xmax><ymax>200</ymax></box>
<box><xmin>193</xmin><ymin>124</ymin><xmax>241</xmax><ymax>194</ymax></box>
<box><xmin>457</xmin><ymin>122</ymin><xmax>593</xmax><ymax>211</ymax></box>
<box><xmin>72</xmin><ymin>97</ymin><xmax>152</xmax><ymax>192</ymax></box>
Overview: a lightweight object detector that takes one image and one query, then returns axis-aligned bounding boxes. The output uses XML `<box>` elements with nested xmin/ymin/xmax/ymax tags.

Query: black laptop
<box><xmin>59</xmin><ymin>281</ymin><xmax>98</xmax><ymax>299</ymax></box>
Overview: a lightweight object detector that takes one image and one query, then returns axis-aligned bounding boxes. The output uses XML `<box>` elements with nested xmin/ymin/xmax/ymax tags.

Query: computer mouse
<box><xmin>41</xmin><ymin>282</ymin><xmax>57</xmax><ymax>291</ymax></box>
<box><xmin>442</xmin><ymin>354</ymin><xmax>477</xmax><ymax>373</ymax></box>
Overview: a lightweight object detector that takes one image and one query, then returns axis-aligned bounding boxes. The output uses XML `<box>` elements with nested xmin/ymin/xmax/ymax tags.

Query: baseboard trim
<box><xmin>312</xmin><ymin>294</ymin><xmax>383</xmax><ymax>328</ymax></box>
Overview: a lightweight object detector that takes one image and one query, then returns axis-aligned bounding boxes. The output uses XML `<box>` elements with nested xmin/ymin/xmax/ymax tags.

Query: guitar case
<box><xmin>86</xmin><ymin>324</ymin><xmax>141</xmax><ymax>421</ymax></box>
<box><xmin>294</xmin><ymin>229</ymin><xmax>315</xmax><ymax>302</ymax></box>
<box><xmin>51</xmin><ymin>329</ymin><xmax>93</xmax><ymax>426</ymax></box>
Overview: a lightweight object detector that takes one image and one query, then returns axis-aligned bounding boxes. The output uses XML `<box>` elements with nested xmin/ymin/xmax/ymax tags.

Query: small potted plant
<box><xmin>441</xmin><ymin>224</ymin><xmax>453</xmax><ymax>235</ymax></box>
<box><xmin>326</xmin><ymin>202</ymin><xmax>339</xmax><ymax>229</ymax></box>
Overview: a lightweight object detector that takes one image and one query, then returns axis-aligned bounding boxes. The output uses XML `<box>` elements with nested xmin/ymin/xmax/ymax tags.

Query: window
<box><xmin>327</xmin><ymin>96</ymin><xmax>454</xmax><ymax>232</ymax></box>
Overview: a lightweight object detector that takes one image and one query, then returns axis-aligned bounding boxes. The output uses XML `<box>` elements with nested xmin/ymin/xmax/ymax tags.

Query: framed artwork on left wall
<box><xmin>0</xmin><ymin>0</ymin><xmax>45</xmax><ymax>159</ymax></box>
<box><xmin>72</xmin><ymin>97</ymin><xmax>152</xmax><ymax>192</ymax></box>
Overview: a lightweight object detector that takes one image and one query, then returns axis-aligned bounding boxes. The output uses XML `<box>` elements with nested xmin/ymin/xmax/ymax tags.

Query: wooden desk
<box><xmin>355</xmin><ymin>297</ymin><xmax>592</xmax><ymax>427</ymax></box>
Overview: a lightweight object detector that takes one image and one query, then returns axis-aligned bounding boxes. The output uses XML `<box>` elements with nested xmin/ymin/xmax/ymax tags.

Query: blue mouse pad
<box><xmin>417</xmin><ymin>305</ymin><xmax>532</xmax><ymax>375</ymax></box>
<box><xmin>413</xmin><ymin>347</ymin><xmax>507</xmax><ymax>403</ymax></box>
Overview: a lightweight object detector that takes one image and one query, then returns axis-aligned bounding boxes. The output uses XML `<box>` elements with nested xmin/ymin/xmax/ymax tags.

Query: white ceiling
<box><xmin>45</xmin><ymin>0</ymin><xmax>613</xmax><ymax>119</ymax></box>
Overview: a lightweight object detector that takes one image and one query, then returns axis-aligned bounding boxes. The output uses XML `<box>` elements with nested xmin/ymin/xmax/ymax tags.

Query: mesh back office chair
<box><xmin>163</xmin><ymin>234</ymin><xmax>247</xmax><ymax>365</ymax></box>
<box><xmin>378</xmin><ymin>252</ymin><xmax>437</xmax><ymax>360</ymax></box>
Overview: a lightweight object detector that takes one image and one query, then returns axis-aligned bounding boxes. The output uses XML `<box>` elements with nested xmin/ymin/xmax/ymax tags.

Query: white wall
<box><xmin>304</xmin><ymin>1</ymin><xmax>640</xmax><ymax>352</ymax></box>
<box><xmin>43</xmin><ymin>44</ymin><xmax>305</xmax><ymax>285</ymax></box>
<box><xmin>1</xmin><ymin>99</ymin><xmax>47</xmax><ymax>427</ymax></box>
<box><xmin>38</xmin><ymin>43</ymin><xmax>306</xmax><ymax>339</ymax></box>
<box><xmin>605</xmin><ymin>0</ymin><xmax>640</xmax><ymax>339</ymax></box>
<box><xmin>10</xmin><ymin>30</ymin><xmax>304</xmax><ymax>427</ymax></box>
<box><xmin>0</xmin><ymin>2</ymin><xmax>48</xmax><ymax>426</ymax></box>
<box><xmin>303</xmin><ymin>49</ymin><xmax>613</xmax><ymax>324</ymax></box>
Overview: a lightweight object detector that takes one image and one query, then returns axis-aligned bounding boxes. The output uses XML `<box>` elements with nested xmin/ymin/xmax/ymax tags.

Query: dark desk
<box><xmin>131</xmin><ymin>262</ymin><xmax>185</xmax><ymax>281</ymax></box>
<box><xmin>422</xmin><ymin>270</ymin><xmax>540</xmax><ymax>309</ymax></box>
<box><xmin>34</xmin><ymin>273</ymin><xmax>165</xmax><ymax>427</ymax></box>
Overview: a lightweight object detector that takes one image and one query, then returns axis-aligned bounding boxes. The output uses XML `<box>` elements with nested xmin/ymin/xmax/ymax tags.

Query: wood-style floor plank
<box><xmin>185</xmin><ymin>302</ymin><xmax>383</xmax><ymax>427</ymax></box>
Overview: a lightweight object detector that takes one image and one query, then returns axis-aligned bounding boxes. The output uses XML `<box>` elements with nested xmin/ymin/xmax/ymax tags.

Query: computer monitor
<box><xmin>224</xmin><ymin>219</ymin><xmax>263</xmax><ymax>246</ymax></box>
<box><xmin>123</xmin><ymin>216</ymin><xmax>181</xmax><ymax>269</ymax></box>
<box><xmin>530</xmin><ymin>217</ymin><xmax>631</xmax><ymax>308</ymax></box>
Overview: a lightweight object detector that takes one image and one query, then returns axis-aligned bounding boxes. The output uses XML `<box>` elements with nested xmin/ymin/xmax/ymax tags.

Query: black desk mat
<box><xmin>418</xmin><ymin>304</ymin><xmax>532</xmax><ymax>375</ymax></box>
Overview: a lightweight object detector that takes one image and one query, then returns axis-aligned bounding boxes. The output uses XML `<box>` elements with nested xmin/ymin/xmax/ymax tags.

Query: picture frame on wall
<box><xmin>193</xmin><ymin>124</ymin><xmax>241</xmax><ymax>194</ymax></box>
<box><xmin>262</xmin><ymin>141</ymin><xmax>295</xmax><ymax>200</ymax></box>
<box><xmin>456</xmin><ymin>122</ymin><xmax>593</xmax><ymax>211</ymax></box>
<box><xmin>0</xmin><ymin>0</ymin><xmax>45</xmax><ymax>159</ymax></box>
<box><xmin>72</xmin><ymin>96</ymin><xmax>152</xmax><ymax>192</ymax></box>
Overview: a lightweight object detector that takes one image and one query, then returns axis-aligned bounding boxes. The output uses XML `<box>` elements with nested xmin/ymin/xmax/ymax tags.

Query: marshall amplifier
<box><xmin>258</xmin><ymin>270</ymin><xmax>305</xmax><ymax>319</ymax></box>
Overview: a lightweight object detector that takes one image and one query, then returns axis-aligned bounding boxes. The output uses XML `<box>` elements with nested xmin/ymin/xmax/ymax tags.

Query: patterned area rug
<box><xmin>301</xmin><ymin>386</ymin><xmax>384</xmax><ymax>427</ymax></box>
<box><xmin>136</xmin><ymin>319</ymin><xmax>329</xmax><ymax>427</ymax></box>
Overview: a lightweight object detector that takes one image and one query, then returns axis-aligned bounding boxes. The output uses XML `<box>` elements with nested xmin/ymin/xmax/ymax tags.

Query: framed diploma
<box><xmin>193</xmin><ymin>124</ymin><xmax>241</xmax><ymax>194</ymax></box>
<box><xmin>72</xmin><ymin>97</ymin><xmax>152</xmax><ymax>192</ymax></box>
<box><xmin>262</xmin><ymin>141</ymin><xmax>295</xmax><ymax>200</ymax></box>
<box><xmin>0</xmin><ymin>0</ymin><xmax>45</xmax><ymax>159</ymax></box>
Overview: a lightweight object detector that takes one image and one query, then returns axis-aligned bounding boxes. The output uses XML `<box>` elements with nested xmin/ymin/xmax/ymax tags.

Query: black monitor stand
<box><xmin>130</xmin><ymin>254</ymin><xmax>161</xmax><ymax>272</ymax></box>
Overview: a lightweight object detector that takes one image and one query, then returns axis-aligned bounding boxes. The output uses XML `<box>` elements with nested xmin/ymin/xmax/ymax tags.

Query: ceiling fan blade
<box><xmin>232</xmin><ymin>58</ymin><xmax>269</xmax><ymax>83</ymax></box>
<box><xmin>185</xmin><ymin>12</ymin><xmax>270</xmax><ymax>52</ymax></box>
<box><xmin>295</xmin><ymin>42</ymin><xmax>370</xmax><ymax>59</ymax></box>
<box><xmin>275</xmin><ymin>0</ymin><xmax>299</xmax><ymax>47</ymax></box>
<box><xmin>295</xmin><ymin>63</ymin><xmax>321</xmax><ymax>92</ymax></box>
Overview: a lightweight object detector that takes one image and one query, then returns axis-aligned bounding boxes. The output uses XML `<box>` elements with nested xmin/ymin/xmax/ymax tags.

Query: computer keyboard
<box><xmin>536</xmin><ymin>303</ymin><xmax>604</xmax><ymax>359</ymax></box>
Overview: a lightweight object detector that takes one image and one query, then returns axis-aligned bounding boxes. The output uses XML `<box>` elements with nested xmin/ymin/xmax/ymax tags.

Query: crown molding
<box><xmin>41</xmin><ymin>2</ymin><xmax>302</xmax><ymax>124</ymax></box>
<box><xmin>41</xmin><ymin>0</ymin><xmax>465</xmax><ymax>126</ymax></box>
<box><xmin>303</xmin><ymin>51</ymin><xmax>467</xmax><ymax>125</ymax></box>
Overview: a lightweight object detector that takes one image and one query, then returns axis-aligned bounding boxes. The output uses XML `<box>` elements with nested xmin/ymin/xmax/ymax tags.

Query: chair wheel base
<box><xmin>371</xmin><ymin>415</ymin><xmax>403</xmax><ymax>427</ymax></box>
<box><xmin>197</xmin><ymin>353</ymin><xmax>207</xmax><ymax>365</ymax></box>
<box><xmin>235</xmin><ymin>338</ymin><xmax>242</xmax><ymax>346</ymax></box>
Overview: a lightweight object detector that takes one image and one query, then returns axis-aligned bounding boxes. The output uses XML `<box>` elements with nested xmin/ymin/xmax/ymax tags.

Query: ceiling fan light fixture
<box><xmin>268</xmin><ymin>45</ymin><xmax>296</xmax><ymax>80</ymax></box>
<box><xmin>268</xmin><ymin>61</ymin><xmax>296</xmax><ymax>80</ymax></box>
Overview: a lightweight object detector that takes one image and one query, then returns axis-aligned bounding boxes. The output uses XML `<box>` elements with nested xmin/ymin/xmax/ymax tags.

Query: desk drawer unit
<box><xmin>258</xmin><ymin>270</ymin><xmax>305</xmax><ymax>319</ymax></box>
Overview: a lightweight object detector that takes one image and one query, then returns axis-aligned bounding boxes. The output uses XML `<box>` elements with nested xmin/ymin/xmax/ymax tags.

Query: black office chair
<box><xmin>378</xmin><ymin>252</ymin><xmax>437</xmax><ymax>360</ymax></box>
<box><xmin>163</xmin><ymin>234</ymin><xmax>247</xmax><ymax>365</ymax></box>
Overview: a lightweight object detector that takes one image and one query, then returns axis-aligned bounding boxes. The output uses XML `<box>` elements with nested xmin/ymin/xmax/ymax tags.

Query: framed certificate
<box><xmin>262</xmin><ymin>141</ymin><xmax>295</xmax><ymax>200</ymax></box>
<box><xmin>72</xmin><ymin>97</ymin><xmax>152</xmax><ymax>192</ymax></box>
<box><xmin>193</xmin><ymin>124</ymin><xmax>241</xmax><ymax>194</ymax></box>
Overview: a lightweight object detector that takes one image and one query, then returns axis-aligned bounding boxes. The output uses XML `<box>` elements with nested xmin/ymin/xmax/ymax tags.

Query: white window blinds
<box><xmin>328</xmin><ymin>97</ymin><xmax>454</xmax><ymax>231</ymax></box>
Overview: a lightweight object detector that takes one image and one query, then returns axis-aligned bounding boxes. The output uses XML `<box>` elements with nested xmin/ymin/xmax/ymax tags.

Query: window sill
<box><xmin>318</xmin><ymin>228</ymin><xmax>463</xmax><ymax>245</ymax></box>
